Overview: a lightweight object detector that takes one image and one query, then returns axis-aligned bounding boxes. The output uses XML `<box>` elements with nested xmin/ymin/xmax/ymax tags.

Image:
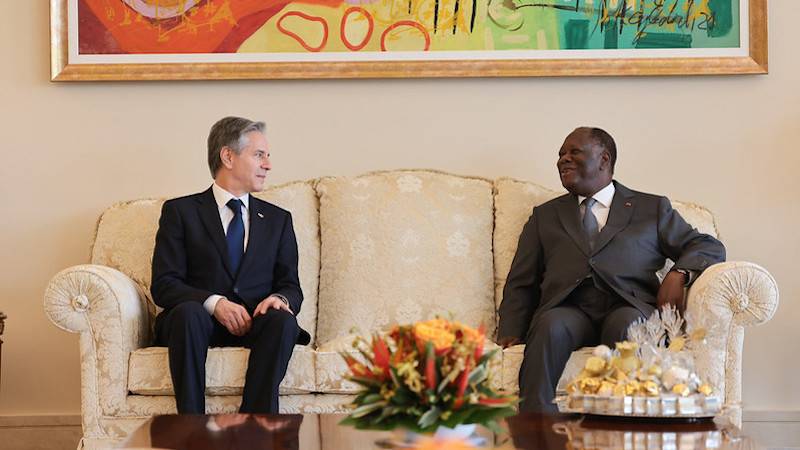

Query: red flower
<box><xmin>372</xmin><ymin>334</ymin><xmax>391</xmax><ymax>379</ymax></box>
<box><xmin>424</xmin><ymin>341</ymin><xmax>437</xmax><ymax>391</ymax></box>
<box><xmin>342</xmin><ymin>354</ymin><xmax>375</xmax><ymax>379</ymax></box>
<box><xmin>478</xmin><ymin>395</ymin><xmax>517</xmax><ymax>405</ymax></box>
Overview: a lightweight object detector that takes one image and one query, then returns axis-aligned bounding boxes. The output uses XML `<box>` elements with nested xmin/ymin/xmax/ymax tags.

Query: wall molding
<box><xmin>0</xmin><ymin>414</ymin><xmax>81</xmax><ymax>427</ymax></box>
<box><xmin>742</xmin><ymin>410</ymin><xmax>800</xmax><ymax>422</ymax></box>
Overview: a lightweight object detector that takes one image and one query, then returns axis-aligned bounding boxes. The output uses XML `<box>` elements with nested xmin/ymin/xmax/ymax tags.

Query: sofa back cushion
<box><xmin>493</xmin><ymin>178</ymin><xmax>561</xmax><ymax>315</ymax></box>
<box><xmin>493</xmin><ymin>177</ymin><xmax>721</xmax><ymax>317</ymax></box>
<box><xmin>315</xmin><ymin>170</ymin><xmax>496</xmax><ymax>345</ymax></box>
<box><xmin>90</xmin><ymin>181</ymin><xmax>320</xmax><ymax>345</ymax></box>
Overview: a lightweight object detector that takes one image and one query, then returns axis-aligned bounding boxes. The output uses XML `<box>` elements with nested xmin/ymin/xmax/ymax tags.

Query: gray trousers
<box><xmin>518</xmin><ymin>277</ymin><xmax>646</xmax><ymax>412</ymax></box>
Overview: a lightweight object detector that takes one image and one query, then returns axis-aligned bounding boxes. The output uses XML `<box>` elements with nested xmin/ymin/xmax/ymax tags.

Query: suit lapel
<box><xmin>593</xmin><ymin>181</ymin><xmax>636</xmax><ymax>252</ymax></box>
<box><xmin>196</xmin><ymin>188</ymin><xmax>235</xmax><ymax>276</ymax></box>
<box><xmin>556</xmin><ymin>194</ymin><xmax>592</xmax><ymax>255</ymax></box>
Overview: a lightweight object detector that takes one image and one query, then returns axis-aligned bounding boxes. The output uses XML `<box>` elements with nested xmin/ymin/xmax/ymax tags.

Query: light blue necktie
<box><xmin>226</xmin><ymin>199</ymin><xmax>244</xmax><ymax>274</ymax></box>
<box><xmin>582</xmin><ymin>197</ymin><xmax>599</xmax><ymax>248</ymax></box>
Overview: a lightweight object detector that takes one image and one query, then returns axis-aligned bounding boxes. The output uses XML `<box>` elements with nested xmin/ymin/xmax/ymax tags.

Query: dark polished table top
<box><xmin>118</xmin><ymin>412</ymin><xmax>759</xmax><ymax>449</ymax></box>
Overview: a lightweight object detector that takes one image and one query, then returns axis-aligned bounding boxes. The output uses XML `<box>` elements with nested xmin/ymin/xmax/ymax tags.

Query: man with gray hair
<box><xmin>152</xmin><ymin>116</ymin><xmax>309</xmax><ymax>414</ymax></box>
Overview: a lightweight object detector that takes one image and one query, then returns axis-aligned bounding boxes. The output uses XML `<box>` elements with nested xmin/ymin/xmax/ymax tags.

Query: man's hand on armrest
<box><xmin>497</xmin><ymin>336</ymin><xmax>522</xmax><ymax>348</ymax></box>
<box><xmin>213</xmin><ymin>298</ymin><xmax>252</xmax><ymax>336</ymax></box>
<box><xmin>657</xmin><ymin>270</ymin><xmax>688</xmax><ymax>312</ymax></box>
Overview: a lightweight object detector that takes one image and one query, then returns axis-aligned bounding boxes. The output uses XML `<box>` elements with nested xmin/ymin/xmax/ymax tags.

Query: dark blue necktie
<box><xmin>226</xmin><ymin>199</ymin><xmax>244</xmax><ymax>274</ymax></box>
<box><xmin>582</xmin><ymin>197</ymin><xmax>599</xmax><ymax>248</ymax></box>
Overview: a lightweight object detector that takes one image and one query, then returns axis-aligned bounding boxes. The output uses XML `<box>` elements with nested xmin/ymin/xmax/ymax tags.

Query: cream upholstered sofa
<box><xmin>44</xmin><ymin>169</ymin><xmax>778</xmax><ymax>448</ymax></box>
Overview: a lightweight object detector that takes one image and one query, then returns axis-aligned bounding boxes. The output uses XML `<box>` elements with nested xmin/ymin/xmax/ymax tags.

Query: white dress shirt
<box><xmin>578</xmin><ymin>182</ymin><xmax>615</xmax><ymax>233</ymax></box>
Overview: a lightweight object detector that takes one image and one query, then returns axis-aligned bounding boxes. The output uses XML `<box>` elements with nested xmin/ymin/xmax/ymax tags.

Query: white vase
<box><xmin>433</xmin><ymin>423</ymin><xmax>477</xmax><ymax>440</ymax></box>
<box><xmin>393</xmin><ymin>423</ymin><xmax>477</xmax><ymax>443</ymax></box>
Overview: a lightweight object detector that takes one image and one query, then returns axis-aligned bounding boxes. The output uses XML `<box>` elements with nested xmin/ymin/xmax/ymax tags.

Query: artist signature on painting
<box><xmin>599</xmin><ymin>0</ymin><xmax>719</xmax><ymax>42</ymax></box>
<box><xmin>488</xmin><ymin>0</ymin><xmax>720</xmax><ymax>47</ymax></box>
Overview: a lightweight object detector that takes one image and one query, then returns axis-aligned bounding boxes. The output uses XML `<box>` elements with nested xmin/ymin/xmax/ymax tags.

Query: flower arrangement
<box><xmin>339</xmin><ymin>318</ymin><xmax>518</xmax><ymax>434</ymax></box>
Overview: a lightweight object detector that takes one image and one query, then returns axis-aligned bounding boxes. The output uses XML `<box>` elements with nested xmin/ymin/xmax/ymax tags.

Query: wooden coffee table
<box><xmin>118</xmin><ymin>412</ymin><xmax>758</xmax><ymax>448</ymax></box>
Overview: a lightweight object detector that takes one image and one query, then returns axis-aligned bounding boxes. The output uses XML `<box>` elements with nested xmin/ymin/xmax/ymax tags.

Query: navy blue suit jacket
<box><xmin>498</xmin><ymin>181</ymin><xmax>726</xmax><ymax>341</ymax></box>
<box><xmin>151</xmin><ymin>187</ymin><xmax>310</xmax><ymax>345</ymax></box>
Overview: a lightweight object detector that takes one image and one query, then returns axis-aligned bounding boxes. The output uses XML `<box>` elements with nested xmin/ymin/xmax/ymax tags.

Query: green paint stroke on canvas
<box><xmin>243</xmin><ymin>0</ymin><xmax>740</xmax><ymax>53</ymax></box>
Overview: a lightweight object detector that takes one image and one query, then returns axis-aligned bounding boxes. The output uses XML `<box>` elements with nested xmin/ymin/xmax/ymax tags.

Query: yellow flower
<box><xmin>414</xmin><ymin>320</ymin><xmax>456</xmax><ymax>353</ymax></box>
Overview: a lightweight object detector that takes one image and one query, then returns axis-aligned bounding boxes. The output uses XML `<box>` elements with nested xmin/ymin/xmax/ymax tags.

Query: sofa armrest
<box><xmin>686</xmin><ymin>261</ymin><xmax>779</xmax><ymax>427</ymax></box>
<box><xmin>44</xmin><ymin>264</ymin><xmax>154</xmax><ymax>429</ymax></box>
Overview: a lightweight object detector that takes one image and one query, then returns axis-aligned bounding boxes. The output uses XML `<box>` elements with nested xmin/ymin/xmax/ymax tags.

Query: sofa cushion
<box><xmin>253</xmin><ymin>182</ymin><xmax>321</xmax><ymax>346</ymax></box>
<box><xmin>493</xmin><ymin>178</ymin><xmax>560</xmax><ymax>314</ymax></box>
<box><xmin>315</xmin><ymin>170</ymin><xmax>496</xmax><ymax>346</ymax></box>
<box><xmin>91</xmin><ymin>181</ymin><xmax>321</xmax><ymax>345</ymax></box>
<box><xmin>91</xmin><ymin>198</ymin><xmax>164</xmax><ymax>289</ymax></box>
<box><xmin>127</xmin><ymin>345</ymin><xmax>316</xmax><ymax>396</ymax></box>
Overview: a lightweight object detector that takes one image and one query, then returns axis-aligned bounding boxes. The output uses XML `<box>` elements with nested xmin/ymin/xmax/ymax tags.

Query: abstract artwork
<box><xmin>51</xmin><ymin>0</ymin><xmax>767</xmax><ymax>80</ymax></box>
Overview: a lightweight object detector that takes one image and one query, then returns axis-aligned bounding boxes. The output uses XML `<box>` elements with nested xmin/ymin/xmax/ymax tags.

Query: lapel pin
<box><xmin>626</xmin><ymin>202</ymin><xmax>631</xmax><ymax>207</ymax></box>
<box><xmin>258</xmin><ymin>212</ymin><xmax>264</xmax><ymax>219</ymax></box>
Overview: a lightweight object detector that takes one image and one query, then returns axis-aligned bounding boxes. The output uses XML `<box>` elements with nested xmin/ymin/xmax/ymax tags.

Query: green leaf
<box><xmin>418</xmin><ymin>406</ymin><xmax>441</xmax><ymax>429</ymax></box>
<box><xmin>350</xmin><ymin>401</ymin><xmax>389</xmax><ymax>418</ymax></box>
<box><xmin>477</xmin><ymin>348</ymin><xmax>500</xmax><ymax>365</ymax></box>
<box><xmin>391</xmin><ymin>386</ymin><xmax>413</xmax><ymax>404</ymax></box>
<box><xmin>361</xmin><ymin>393</ymin><xmax>384</xmax><ymax>405</ymax></box>
<box><xmin>348</xmin><ymin>375</ymin><xmax>382</xmax><ymax>387</ymax></box>
<box><xmin>468</xmin><ymin>365</ymin><xmax>488</xmax><ymax>385</ymax></box>
<box><xmin>389</xmin><ymin>366</ymin><xmax>402</xmax><ymax>387</ymax></box>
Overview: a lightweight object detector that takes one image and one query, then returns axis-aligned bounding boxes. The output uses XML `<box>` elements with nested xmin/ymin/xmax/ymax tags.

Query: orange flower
<box><xmin>414</xmin><ymin>320</ymin><xmax>456</xmax><ymax>354</ymax></box>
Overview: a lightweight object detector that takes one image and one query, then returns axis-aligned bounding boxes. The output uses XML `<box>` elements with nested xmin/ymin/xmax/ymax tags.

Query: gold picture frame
<box><xmin>51</xmin><ymin>0</ymin><xmax>767</xmax><ymax>81</ymax></box>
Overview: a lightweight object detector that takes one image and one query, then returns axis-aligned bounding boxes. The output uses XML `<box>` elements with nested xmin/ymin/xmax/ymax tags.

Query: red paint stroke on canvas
<box><xmin>277</xmin><ymin>11</ymin><xmax>329</xmax><ymax>52</ymax></box>
<box><xmin>340</xmin><ymin>7</ymin><xmax>373</xmax><ymax>52</ymax></box>
<box><xmin>78</xmin><ymin>0</ymin><xmax>340</xmax><ymax>54</ymax></box>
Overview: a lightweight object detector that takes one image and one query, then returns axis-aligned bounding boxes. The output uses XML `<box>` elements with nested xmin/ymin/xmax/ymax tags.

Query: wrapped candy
<box><xmin>560</xmin><ymin>306</ymin><xmax>723</xmax><ymax>418</ymax></box>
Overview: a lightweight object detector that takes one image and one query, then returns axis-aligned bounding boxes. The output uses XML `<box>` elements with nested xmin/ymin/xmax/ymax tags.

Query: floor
<box><xmin>0</xmin><ymin>415</ymin><xmax>82</xmax><ymax>450</ymax></box>
<box><xmin>0</xmin><ymin>414</ymin><xmax>797</xmax><ymax>449</ymax></box>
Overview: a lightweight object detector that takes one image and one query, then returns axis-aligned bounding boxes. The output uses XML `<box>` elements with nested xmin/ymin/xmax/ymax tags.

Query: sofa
<box><xmin>44</xmin><ymin>169</ymin><xmax>779</xmax><ymax>449</ymax></box>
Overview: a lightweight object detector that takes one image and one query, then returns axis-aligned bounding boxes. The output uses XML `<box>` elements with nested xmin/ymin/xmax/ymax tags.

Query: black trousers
<box><xmin>518</xmin><ymin>277</ymin><xmax>645</xmax><ymax>412</ymax></box>
<box><xmin>156</xmin><ymin>301</ymin><xmax>301</xmax><ymax>414</ymax></box>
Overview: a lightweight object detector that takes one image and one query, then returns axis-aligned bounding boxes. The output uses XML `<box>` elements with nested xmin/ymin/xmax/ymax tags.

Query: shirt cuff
<box><xmin>204</xmin><ymin>295</ymin><xmax>224</xmax><ymax>315</ymax></box>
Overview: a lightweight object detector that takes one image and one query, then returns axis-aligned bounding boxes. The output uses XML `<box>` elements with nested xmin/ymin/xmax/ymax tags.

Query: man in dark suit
<box><xmin>497</xmin><ymin>127</ymin><xmax>726</xmax><ymax>412</ymax></box>
<box><xmin>151</xmin><ymin>116</ymin><xmax>310</xmax><ymax>414</ymax></box>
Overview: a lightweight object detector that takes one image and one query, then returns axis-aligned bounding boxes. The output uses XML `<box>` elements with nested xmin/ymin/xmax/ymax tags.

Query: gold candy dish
<box><xmin>557</xmin><ymin>306</ymin><xmax>726</xmax><ymax>420</ymax></box>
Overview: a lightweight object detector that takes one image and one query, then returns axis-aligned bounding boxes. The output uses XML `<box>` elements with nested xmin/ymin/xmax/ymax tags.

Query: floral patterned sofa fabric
<box><xmin>315</xmin><ymin>171</ymin><xmax>496</xmax><ymax>343</ymax></box>
<box><xmin>43</xmin><ymin>170</ymin><xmax>778</xmax><ymax>449</ymax></box>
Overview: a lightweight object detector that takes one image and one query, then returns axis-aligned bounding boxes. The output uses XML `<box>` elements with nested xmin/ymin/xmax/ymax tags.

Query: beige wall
<box><xmin>1</xmin><ymin>2</ymin><xmax>797</xmax><ymax>415</ymax></box>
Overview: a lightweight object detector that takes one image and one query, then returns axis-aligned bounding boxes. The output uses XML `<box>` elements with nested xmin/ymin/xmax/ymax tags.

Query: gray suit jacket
<box><xmin>497</xmin><ymin>181</ymin><xmax>726</xmax><ymax>341</ymax></box>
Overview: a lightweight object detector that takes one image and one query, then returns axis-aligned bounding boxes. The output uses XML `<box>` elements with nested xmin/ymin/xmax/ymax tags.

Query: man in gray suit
<box><xmin>497</xmin><ymin>127</ymin><xmax>726</xmax><ymax>412</ymax></box>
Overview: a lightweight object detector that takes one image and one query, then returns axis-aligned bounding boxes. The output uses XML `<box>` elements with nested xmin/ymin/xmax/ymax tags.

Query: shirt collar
<box><xmin>212</xmin><ymin>183</ymin><xmax>250</xmax><ymax>211</ymax></box>
<box><xmin>578</xmin><ymin>181</ymin><xmax>615</xmax><ymax>208</ymax></box>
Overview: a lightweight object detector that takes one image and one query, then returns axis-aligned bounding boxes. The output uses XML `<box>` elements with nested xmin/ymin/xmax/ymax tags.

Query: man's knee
<box><xmin>165</xmin><ymin>302</ymin><xmax>213</xmax><ymax>332</ymax></box>
<box><xmin>601</xmin><ymin>306</ymin><xmax>645</xmax><ymax>346</ymax></box>
<box><xmin>251</xmin><ymin>309</ymin><xmax>299</xmax><ymax>338</ymax></box>
<box><xmin>528</xmin><ymin>307</ymin><xmax>594</xmax><ymax>345</ymax></box>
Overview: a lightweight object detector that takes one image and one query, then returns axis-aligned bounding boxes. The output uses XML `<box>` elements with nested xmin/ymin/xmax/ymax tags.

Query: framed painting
<box><xmin>50</xmin><ymin>0</ymin><xmax>767</xmax><ymax>80</ymax></box>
